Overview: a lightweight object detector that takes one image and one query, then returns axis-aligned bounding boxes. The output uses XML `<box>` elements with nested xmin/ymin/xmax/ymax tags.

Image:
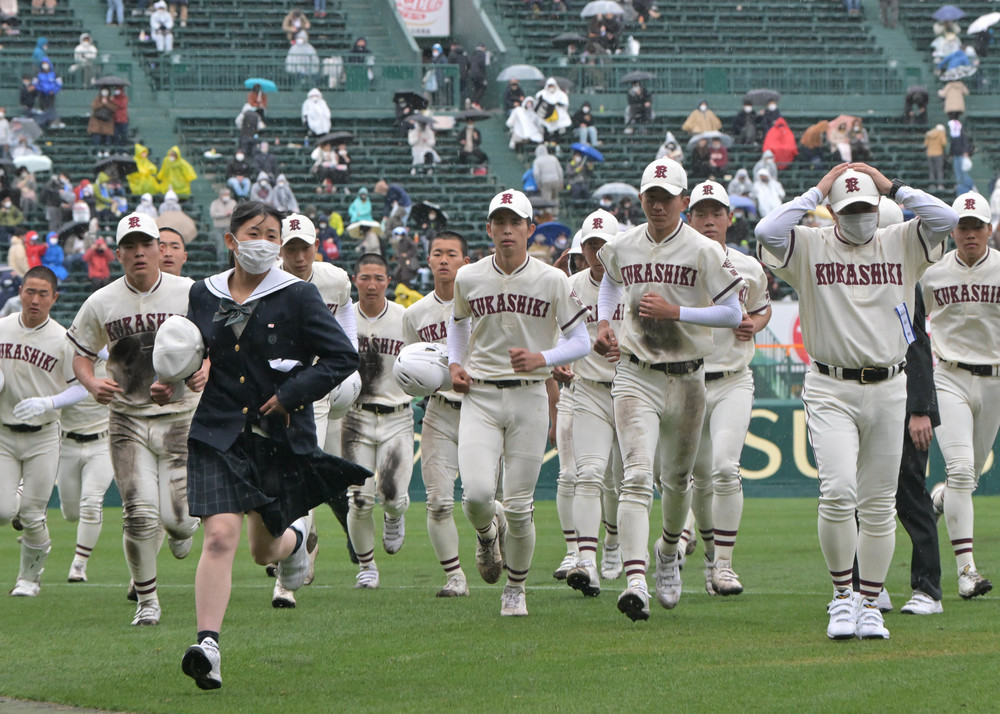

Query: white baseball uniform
<box><xmin>597</xmin><ymin>222</ymin><xmax>745</xmax><ymax>584</ymax></box>
<box><xmin>0</xmin><ymin>312</ymin><xmax>77</xmax><ymax>589</ymax></box>
<box><xmin>921</xmin><ymin>248</ymin><xmax>1000</xmax><ymax>575</ymax></box>
<box><xmin>554</xmin><ymin>379</ymin><xmax>578</xmax><ymax>562</ymax></box>
<box><xmin>67</xmin><ymin>271</ymin><xmax>200</xmax><ymax>608</ymax></box>
<box><xmin>757</xmin><ymin>186</ymin><xmax>946</xmax><ymax>598</ymax></box>
<box><xmin>343</xmin><ymin>299</ymin><xmax>413</xmax><ymax>575</ymax></box>
<box><xmin>690</xmin><ymin>248</ymin><xmax>770</xmax><ymax>570</ymax></box>
<box><xmin>402</xmin><ymin>290</ymin><xmax>470</xmax><ymax>583</ymax></box>
<box><xmin>452</xmin><ymin>254</ymin><xmax>588</xmax><ymax>590</ymax></box>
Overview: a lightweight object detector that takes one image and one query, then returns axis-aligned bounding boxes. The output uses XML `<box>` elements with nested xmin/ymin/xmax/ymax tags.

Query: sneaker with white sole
<box><xmin>617</xmin><ymin>577</ymin><xmax>650</xmax><ymax>621</ymax></box>
<box><xmin>876</xmin><ymin>587</ymin><xmax>893</xmax><ymax>613</ymax></box>
<box><xmin>272</xmin><ymin>581</ymin><xmax>296</xmax><ymax>608</ymax></box>
<box><xmin>132</xmin><ymin>599</ymin><xmax>161</xmax><ymax>626</ymax></box>
<box><xmin>500</xmin><ymin>585</ymin><xmax>528</xmax><ymax>616</ymax></box>
<box><xmin>958</xmin><ymin>564</ymin><xmax>993</xmax><ymax>599</ymax></box>
<box><xmin>600</xmin><ymin>542</ymin><xmax>623</xmax><ymax>580</ymax></box>
<box><xmin>900</xmin><ymin>590</ymin><xmax>943</xmax><ymax>615</ymax></box>
<box><xmin>67</xmin><ymin>561</ymin><xmax>87</xmax><ymax>583</ymax></box>
<box><xmin>552</xmin><ymin>552</ymin><xmax>578</xmax><ymax>580</ymax></box>
<box><xmin>475</xmin><ymin>518</ymin><xmax>504</xmax><ymax>584</ymax></box>
<box><xmin>383</xmin><ymin>515</ymin><xmax>405</xmax><ymax>554</ymax></box>
<box><xmin>856</xmin><ymin>599</ymin><xmax>890</xmax><ymax>639</ymax></box>
<box><xmin>182</xmin><ymin>637</ymin><xmax>222</xmax><ymax>690</ymax></box>
<box><xmin>168</xmin><ymin>536</ymin><xmax>193</xmax><ymax>559</ymax></box>
<box><xmin>566</xmin><ymin>559</ymin><xmax>601</xmax><ymax>597</ymax></box>
<box><xmin>276</xmin><ymin>520</ymin><xmax>310</xmax><ymax>591</ymax></box>
<box><xmin>653</xmin><ymin>544</ymin><xmax>682</xmax><ymax>609</ymax></box>
<box><xmin>9</xmin><ymin>578</ymin><xmax>40</xmax><ymax>597</ymax></box>
<box><xmin>354</xmin><ymin>564</ymin><xmax>379</xmax><ymax>589</ymax></box>
<box><xmin>826</xmin><ymin>588</ymin><xmax>858</xmax><ymax>640</ymax></box>
<box><xmin>436</xmin><ymin>572</ymin><xmax>469</xmax><ymax>597</ymax></box>
<box><xmin>930</xmin><ymin>482</ymin><xmax>945</xmax><ymax>524</ymax></box>
<box><xmin>712</xmin><ymin>559</ymin><xmax>743</xmax><ymax>596</ymax></box>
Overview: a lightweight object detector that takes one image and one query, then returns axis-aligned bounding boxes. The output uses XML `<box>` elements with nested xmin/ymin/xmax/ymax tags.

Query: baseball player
<box><xmin>1</xmin><ymin>266</ymin><xmax>85</xmax><ymax>596</ymax></box>
<box><xmin>685</xmin><ymin>181</ymin><xmax>771</xmax><ymax>596</ymax></box>
<box><xmin>272</xmin><ymin>213</ymin><xmax>357</xmax><ymax>607</ymax></box>
<box><xmin>922</xmin><ymin>192</ymin><xmax>998</xmax><ymax>599</ymax></box>
<box><xmin>594</xmin><ymin>158</ymin><xmax>745</xmax><ymax>621</ymax></box>
<box><xmin>448</xmin><ymin>188</ymin><xmax>591</xmax><ymax>616</ymax></box>
<box><xmin>344</xmin><ymin>253</ymin><xmax>413</xmax><ymax>589</ymax></box>
<box><xmin>400</xmin><ymin>230</ymin><xmax>477</xmax><ymax>597</ymax></box>
<box><xmin>158</xmin><ymin>226</ymin><xmax>188</xmax><ymax>276</ymax></box>
<box><xmin>561</xmin><ymin>209</ymin><xmax>627</xmax><ymax>597</ymax></box>
<box><xmin>755</xmin><ymin>164</ymin><xmax>956</xmax><ymax>640</ymax></box>
<box><xmin>68</xmin><ymin>212</ymin><xmax>205</xmax><ymax>626</ymax></box>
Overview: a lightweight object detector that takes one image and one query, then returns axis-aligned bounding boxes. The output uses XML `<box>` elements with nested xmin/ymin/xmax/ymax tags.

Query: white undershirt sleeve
<box><xmin>897</xmin><ymin>185</ymin><xmax>959</xmax><ymax>248</ymax></box>
<box><xmin>335</xmin><ymin>300</ymin><xmax>359</xmax><ymax>350</ymax></box>
<box><xmin>677</xmin><ymin>292</ymin><xmax>743</xmax><ymax>328</ymax></box>
<box><xmin>597</xmin><ymin>274</ymin><xmax>624</xmax><ymax>323</ymax></box>
<box><xmin>447</xmin><ymin>316</ymin><xmax>470</xmax><ymax>366</ymax></box>
<box><xmin>542</xmin><ymin>320</ymin><xmax>590</xmax><ymax>367</ymax></box>
<box><xmin>754</xmin><ymin>186</ymin><xmax>823</xmax><ymax>260</ymax></box>
<box><xmin>50</xmin><ymin>383</ymin><xmax>90</xmax><ymax>409</ymax></box>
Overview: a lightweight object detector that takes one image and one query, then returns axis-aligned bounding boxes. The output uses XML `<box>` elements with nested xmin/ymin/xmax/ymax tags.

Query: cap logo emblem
<box><xmin>965</xmin><ymin>198</ymin><xmax>977</xmax><ymax>211</ymax></box>
<box><xmin>128</xmin><ymin>216</ymin><xmax>141</xmax><ymax>228</ymax></box>
<box><xmin>654</xmin><ymin>165</ymin><xmax>669</xmax><ymax>179</ymax></box>
<box><xmin>844</xmin><ymin>177</ymin><xmax>860</xmax><ymax>193</ymax></box>
<box><xmin>592</xmin><ymin>217</ymin><xmax>603</xmax><ymax>229</ymax></box>
<box><xmin>500</xmin><ymin>193</ymin><xmax>513</xmax><ymax>205</ymax></box>
<box><xmin>289</xmin><ymin>219</ymin><xmax>301</xmax><ymax>231</ymax></box>
<box><xmin>702</xmin><ymin>184</ymin><xmax>714</xmax><ymax>195</ymax></box>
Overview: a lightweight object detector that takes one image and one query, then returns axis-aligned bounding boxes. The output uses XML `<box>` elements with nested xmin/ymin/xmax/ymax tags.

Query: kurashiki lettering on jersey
<box><xmin>0</xmin><ymin>342</ymin><xmax>60</xmax><ymax>372</ymax></box>
<box><xmin>416</xmin><ymin>320</ymin><xmax>447</xmax><ymax>343</ymax></box>
<box><xmin>813</xmin><ymin>261</ymin><xmax>902</xmax><ymax>287</ymax></box>
<box><xmin>104</xmin><ymin>312</ymin><xmax>177</xmax><ymax>342</ymax></box>
<box><xmin>467</xmin><ymin>293</ymin><xmax>551</xmax><ymax>318</ymax></box>
<box><xmin>620</xmin><ymin>263</ymin><xmax>698</xmax><ymax>287</ymax></box>
<box><xmin>932</xmin><ymin>283</ymin><xmax>1000</xmax><ymax>306</ymax></box>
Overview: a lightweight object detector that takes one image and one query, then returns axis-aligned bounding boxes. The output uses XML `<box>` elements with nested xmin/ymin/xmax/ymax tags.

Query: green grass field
<box><xmin>2</xmin><ymin>498</ymin><xmax>999</xmax><ymax>713</ymax></box>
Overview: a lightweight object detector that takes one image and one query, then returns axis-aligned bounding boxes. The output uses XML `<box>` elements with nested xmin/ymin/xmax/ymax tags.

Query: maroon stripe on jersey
<box><xmin>560</xmin><ymin>306</ymin><xmax>590</xmax><ymax>332</ymax></box>
<box><xmin>67</xmin><ymin>333</ymin><xmax>98</xmax><ymax>357</ymax></box>
<box><xmin>748</xmin><ymin>305</ymin><xmax>770</xmax><ymax>315</ymax></box>
<box><xmin>712</xmin><ymin>276</ymin><xmax>744</xmax><ymax>304</ymax></box>
<box><xmin>916</xmin><ymin>219</ymin><xmax>933</xmax><ymax>263</ymax></box>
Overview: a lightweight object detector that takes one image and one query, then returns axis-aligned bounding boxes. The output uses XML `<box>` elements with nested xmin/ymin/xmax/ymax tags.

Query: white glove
<box><xmin>13</xmin><ymin>397</ymin><xmax>54</xmax><ymax>421</ymax></box>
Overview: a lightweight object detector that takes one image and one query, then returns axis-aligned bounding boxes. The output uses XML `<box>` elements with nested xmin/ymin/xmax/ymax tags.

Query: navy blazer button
<box><xmin>239</xmin><ymin>376</ymin><xmax>245</xmax><ymax>383</ymax></box>
<box><xmin>242</xmin><ymin>407</ymin><xmax>248</xmax><ymax>414</ymax></box>
<box><xmin>234</xmin><ymin>345</ymin><xmax>240</xmax><ymax>351</ymax></box>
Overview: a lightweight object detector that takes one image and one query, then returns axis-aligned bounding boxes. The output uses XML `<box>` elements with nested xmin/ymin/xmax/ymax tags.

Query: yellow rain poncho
<box><xmin>127</xmin><ymin>143</ymin><xmax>164</xmax><ymax>196</ymax></box>
<box><xmin>157</xmin><ymin>145</ymin><xmax>198</xmax><ymax>199</ymax></box>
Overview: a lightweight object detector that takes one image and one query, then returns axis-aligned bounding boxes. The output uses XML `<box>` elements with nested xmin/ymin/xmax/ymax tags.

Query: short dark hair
<box><xmin>229</xmin><ymin>200</ymin><xmax>284</xmax><ymax>236</ymax></box>
<box><xmin>158</xmin><ymin>226</ymin><xmax>186</xmax><ymax>245</ymax></box>
<box><xmin>23</xmin><ymin>266</ymin><xmax>58</xmax><ymax>293</ymax></box>
<box><xmin>355</xmin><ymin>253</ymin><xmax>389</xmax><ymax>274</ymax></box>
<box><xmin>428</xmin><ymin>230</ymin><xmax>468</xmax><ymax>257</ymax></box>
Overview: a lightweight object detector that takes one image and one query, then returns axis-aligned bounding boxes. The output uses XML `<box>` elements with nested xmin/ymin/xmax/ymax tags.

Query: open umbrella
<box><xmin>497</xmin><ymin>64</ymin><xmax>545</xmax><ymax>82</ymax></box>
<box><xmin>968</xmin><ymin>12</ymin><xmax>1000</xmax><ymax>34</ymax></box>
<box><xmin>347</xmin><ymin>220</ymin><xmax>384</xmax><ymax>239</ymax></box>
<box><xmin>570</xmin><ymin>142</ymin><xmax>604</xmax><ymax>162</ymax></box>
<box><xmin>9</xmin><ymin>117</ymin><xmax>42</xmax><ymax>141</ymax></box>
<box><xmin>244</xmin><ymin>78</ymin><xmax>278</xmax><ymax>93</ymax></box>
<box><xmin>57</xmin><ymin>220</ymin><xmax>89</xmax><ymax>242</ymax></box>
<box><xmin>410</xmin><ymin>200</ymin><xmax>449</xmax><ymax>227</ymax></box>
<box><xmin>620</xmin><ymin>71</ymin><xmax>656</xmax><ymax>84</ymax></box>
<box><xmin>403</xmin><ymin>114</ymin><xmax>435</xmax><ymax>127</ymax></box>
<box><xmin>686</xmin><ymin>131</ymin><xmax>733</xmax><ymax>148</ymax></box>
<box><xmin>592</xmin><ymin>182</ymin><xmax>638</xmax><ymax>201</ymax></box>
<box><xmin>393</xmin><ymin>91</ymin><xmax>429</xmax><ymax>111</ymax></box>
<box><xmin>314</xmin><ymin>131</ymin><xmax>355</xmax><ymax>145</ymax></box>
<box><xmin>94</xmin><ymin>154</ymin><xmax>138</xmax><ymax>176</ymax></box>
<box><xmin>94</xmin><ymin>75</ymin><xmax>131</xmax><ymax>87</ymax></box>
<box><xmin>827</xmin><ymin>114</ymin><xmax>858</xmax><ymax>143</ymax></box>
<box><xmin>743</xmin><ymin>88</ymin><xmax>781</xmax><ymax>106</ymax></box>
<box><xmin>532</xmin><ymin>221</ymin><xmax>573</xmax><ymax>246</ymax></box>
<box><xmin>580</xmin><ymin>0</ymin><xmax>624</xmax><ymax>18</ymax></box>
<box><xmin>932</xmin><ymin>4</ymin><xmax>965</xmax><ymax>22</ymax></box>
<box><xmin>552</xmin><ymin>32</ymin><xmax>589</xmax><ymax>48</ymax></box>
<box><xmin>455</xmin><ymin>108</ymin><xmax>491</xmax><ymax>122</ymax></box>
<box><xmin>728</xmin><ymin>195</ymin><xmax>758</xmax><ymax>216</ymax></box>
<box><xmin>13</xmin><ymin>155</ymin><xmax>52</xmax><ymax>173</ymax></box>
<box><xmin>157</xmin><ymin>212</ymin><xmax>198</xmax><ymax>243</ymax></box>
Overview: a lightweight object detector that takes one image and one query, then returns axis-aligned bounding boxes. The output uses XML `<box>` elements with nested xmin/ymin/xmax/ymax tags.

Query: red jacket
<box><xmin>111</xmin><ymin>92</ymin><xmax>129</xmax><ymax>124</ymax></box>
<box><xmin>83</xmin><ymin>241</ymin><xmax>115</xmax><ymax>280</ymax></box>
<box><xmin>25</xmin><ymin>241</ymin><xmax>46</xmax><ymax>268</ymax></box>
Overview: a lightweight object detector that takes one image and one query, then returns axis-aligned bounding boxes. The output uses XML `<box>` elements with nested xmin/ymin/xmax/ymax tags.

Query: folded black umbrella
<box><xmin>314</xmin><ymin>131</ymin><xmax>354</xmax><ymax>145</ymax></box>
<box><xmin>94</xmin><ymin>153</ymin><xmax>138</xmax><ymax>176</ymax></box>
<box><xmin>57</xmin><ymin>220</ymin><xmax>89</xmax><ymax>242</ymax></box>
<box><xmin>393</xmin><ymin>90</ymin><xmax>429</xmax><ymax>111</ymax></box>
<box><xmin>94</xmin><ymin>75</ymin><xmax>131</xmax><ymax>87</ymax></box>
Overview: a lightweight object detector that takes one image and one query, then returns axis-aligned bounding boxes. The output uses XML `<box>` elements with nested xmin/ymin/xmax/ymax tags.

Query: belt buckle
<box><xmin>859</xmin><ymin>366</ymin><xmax>878</xmax><ymax>384</ymax></box>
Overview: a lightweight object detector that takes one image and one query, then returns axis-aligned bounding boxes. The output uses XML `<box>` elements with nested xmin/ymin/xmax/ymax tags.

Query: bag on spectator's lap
<box><xmin>94</xmin><ymin>106</ymin><xmax>114</xmax><ymax>122</ymax></box>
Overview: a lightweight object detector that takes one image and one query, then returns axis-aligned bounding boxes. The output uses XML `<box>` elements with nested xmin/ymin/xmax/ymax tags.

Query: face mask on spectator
<box><xmin>767</xmin><ymin>103</ymin><xmax>777</xmax><ymax>111</ymax></box>
<box><xmin>698</xmin><ymin>103</ymin><xmax>707</xmax><ymax>112</ymax></box>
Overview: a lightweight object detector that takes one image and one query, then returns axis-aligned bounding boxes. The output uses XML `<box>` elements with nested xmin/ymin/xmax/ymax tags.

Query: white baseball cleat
<box><xmin>712</xmin><ymin>559</ymin><xmax>743</xmax><ymax>596</ymax></box>
<box><xmin>600</xmin><ymin>542</ymin><xmax>623</xmax><ymax>580</ymax></box>
<box><xmin>930</xmin><ymin>482</ymin><xmax>945</xmax><ymax>524</ymax></box>
<box><xmin>67</xmin><ymin>561</ymin><xmax>88</xmax><ymax>583</ymax></box>
<box><xmin>958</xmin><ymin>564</ymin><xmax>993</xmax><ymax>599</ymax></box>
<box><xmin>856</xmin><ymin>599</ymin><xmax>890</xmax><ymax>639</ymax></box>
<box><xmin>276</xmin><ymin>520</ymin><xmax>310</xmax><ymax>591</ymax></box>
<box><xmin>900</xmin><ymin>590</ymin><xmax>943</xmax><ymax>615</ymax></box>
<box><xmin>617</xmin><ymin>577</ymin><xmax>650</xmax><ymax>621</ymax></box>
<box><xmin>132</xmin><ymin>599</ymin><xmax>161</xmax><ymax>626</ymax></box>
<box><xmin>437</xmin><ymin>572</ymin><xmax>469</xmax><ymax>598</ymax></box>
<box><xmin>826</xmin><ymin>588</ymin><xmax>858</xmax><ymax>640</ymax></box>
<box><xmin>876</xmin><ymin>587</ymin><xmax>893</xmax><ymax>613</ymax></box>
<box><xmin>354</xmin><ymin>564</ymin><xmax>380</xmax><ymax>589</ymax></box>
<box><xmin>168</xmin><ymin>536</ymin><xmax>193</xmax><ymax>560</ymax></box>
<box><xmin>653</xmin><ymin>543</ymin><xmax>682</xmax><ymax>609</ymax></box>
<box><xmin>182</xmin><ymin>637</ymin><xmax>222</xmax><ymax>690</ymax></box>
<box><xmin>475</xmin><ymin>518</ymin><xmax>504</xmax><ymax>584</ymax></box>
<box><xmin>500</xmin><ymin>585</ymin><xmax>528</xmax><ymax>616</ymax></box>
<box><xmin>9</xmin><ymin>578</ymin><xmax>40</xmax><ymax>597</ymax></box>
<box><xmin>552</xmin><ymin>552</ymin><xmax>578</xmax><ymax>580</ymax></box>
<box><xmin>566</xmin><ymin>559</ymin><xmax>601</xmax><ymax>597</ymax></box>
<box><xmin>272</xmin><ymin>580</ymin><xmax>296</xmax><ymax>608</ymax></box>
<box><xmin>383</xmin><ymin>515</ymin><xmax>405</xmax><ymax>555</ymax></box>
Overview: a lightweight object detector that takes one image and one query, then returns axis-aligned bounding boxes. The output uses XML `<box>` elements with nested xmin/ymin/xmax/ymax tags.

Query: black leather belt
<box><xmin>358</xmin><ymin>403</ymin><xmax>411</xmax><ymax>415</ymax></box>
<box><xmin>953</xmin><ymin>362</ymin><xmax>1000</xmax><ymax>377</ymax></box>
<box><xmin>431</xmin><ymin>394</ymin><xmax>462</xmax><ymax>410</ymax></box>
<box><xmin>628</xmin><ymin>354</ymin><xmax>704</xmax><ymax>375</ymax></box>
<box><xmin>3</xmin><ymin>423</ymin><xmax>43</xmax><ymax>433</ymax></box>
<box><xmin>705</xmin><ymin>370</ymin><xmax>743</xmax><ymax>382</ymax></box>
<box><xmin>814</xmin><ymin>361</ymin><xmax>905</xmax><ymax>384</ymax></box>
<box><xmin>478</xmin><ymin>379</ymin><xmax>538</xmax><ymax>389</ymax></box>
<box><xmin>63</xmin><ymin>430</ymin><xmax>109</xmax><ymax>443</ymax></box>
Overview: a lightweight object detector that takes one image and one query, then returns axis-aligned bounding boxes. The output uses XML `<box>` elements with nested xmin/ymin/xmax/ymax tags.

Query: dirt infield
<box><xmin>0</xmin><ymin>698</ymin><xmax>122</xmax><ymax>713</ymax></box>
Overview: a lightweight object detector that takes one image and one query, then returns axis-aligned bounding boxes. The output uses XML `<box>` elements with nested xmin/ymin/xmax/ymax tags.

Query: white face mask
<box><xmin>837</xmin><ymin>212</ymin><xmax>878</xmax><ymax>245</ymax></box>
<box><xmin>233</xmin><ymin>239</ymin><xmax>279</xmax><ymax>274</ymax></box>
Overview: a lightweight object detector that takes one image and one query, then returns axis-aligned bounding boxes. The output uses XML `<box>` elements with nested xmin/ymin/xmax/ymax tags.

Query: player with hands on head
<box><xmin>755</xmin><ymin>162</ymin><xmax>957</xmax><ymax>640</ymax></box>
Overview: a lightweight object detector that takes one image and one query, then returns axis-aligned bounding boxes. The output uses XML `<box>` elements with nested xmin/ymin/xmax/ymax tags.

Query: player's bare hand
<box><xmin>605</xmin><ymin>343</ymin><xmax>621</xmax><ymax>363</ymax></box>
<box><xmin>909</xmin><ymin>414</ymin><xmax>933</xmax><ymax>452</ymax></box>
<box><xmin>184</xmin><ymin>358</ymin><xmax>211</xmax><ymax>392</ymax></box>
<box><xmin>509</xmin><ymin>348</ymin><xmax>546</xmax><ymax>373</ymax></box>
<box><xmin>733</xmin><ymin>316</ymin><xmax>755</xmax><ymax>341</ymax></box>
<box><xmin>595</xmin><ymin>320</ymin><xmax>617</xmax><ymax>356</ymax></box>
<box><xmin>638</xmin><ymin>293</ymin><xmax>679</xmax><ymax>321</ymax></box>
<box><xmin>552</xmin><ymin>248</ymin><xmax>572</xmax><ymax>276</ymax></box>
<box><xmin>847</xmin><ymin>163</ymin><xmax>893</xmax><ymax>195</ymax></box>
<box><xmin>260</xmin><ymin>394</ymin><xmax>290</xmax><ymax>427</ymax></box>
<box><xmin>150</xmin><ymin>380</ymin><xmax>175</xmax><ymax>406</ymax></box>
<box><xmin>449</xmin><ymin>363</ymin><xmax>471</xmax><ymax>393</ymax></box>
<box><xmin>551</xmin><ymin>364</ymin><xmax>574</xmax><ymax>384</ymax></box>
<box><xmin>816</xmin><ymin>163</ymin><xmax>850</xmax><ymax>198</ymax></box>
<box><xmin>88</xmin><ymin>377</ymin><xmax>123</xmax><ymax>405</ymax></box>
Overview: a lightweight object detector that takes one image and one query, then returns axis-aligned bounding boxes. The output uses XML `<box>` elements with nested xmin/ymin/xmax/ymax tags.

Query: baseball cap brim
<box><xmin>639</xmin><ymin>181</ymin><xmax>683</xmax><ymax>196</ymax></box>
<box><xmin>830</xmin><ymin>194</ymin><xmax>879</xmax><ymax>214</ymax></box>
